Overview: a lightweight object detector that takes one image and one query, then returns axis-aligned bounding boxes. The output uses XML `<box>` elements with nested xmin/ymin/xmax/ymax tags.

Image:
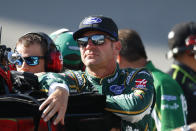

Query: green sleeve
<box><xmin>154</xmin><ymin>81</ymin><xmax>187</xmax><ymax>131</ymax></box>
<box><xmin>105</xmin><ymin>70</ymin><xmax>155</xmax><ymax>123</ymax></box>
<box><xmin>38</xmin><ymin>71</ymin><xmax>81</xmax><ymax>94</ymax></box>
<box><xmin>38</xmin><ymin>72</ymin><xmax>67</xmax><ymax>93</ymax></box>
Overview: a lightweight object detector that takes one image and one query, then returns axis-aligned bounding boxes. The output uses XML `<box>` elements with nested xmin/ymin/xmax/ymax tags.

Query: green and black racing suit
<box><xmin>39</xmin><ymin>64</ymin><xmax>155</xmax><ymax>131</ymax></box>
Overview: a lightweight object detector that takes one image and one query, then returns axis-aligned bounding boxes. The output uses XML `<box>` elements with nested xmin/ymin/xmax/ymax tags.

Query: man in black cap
<box><xmin>166</xmin><ymin>21</ymin><xmax>196</xmax><ymax>130</ymax></box>
<box><xmin>38</xmin><ymin>15</ymin><xmax>155</xmax><ymax>131</ymax></box>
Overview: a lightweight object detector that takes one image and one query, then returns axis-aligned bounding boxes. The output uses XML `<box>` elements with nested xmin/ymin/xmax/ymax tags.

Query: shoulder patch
<box><xmin>73</xmin><ymin>72</ymin><xmax>84</xmax><ymax>86</ymax></box>
<box><xmin>134</xmin><ymin>79</ymin><xmax>147</xmax><ymax>89</ymax></box>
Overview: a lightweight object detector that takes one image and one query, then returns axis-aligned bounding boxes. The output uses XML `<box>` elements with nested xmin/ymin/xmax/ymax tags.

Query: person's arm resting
<box><xmin>105</xmin><ymin>70</ymin><xmax>154</xmax><ymax>123</ymax></box>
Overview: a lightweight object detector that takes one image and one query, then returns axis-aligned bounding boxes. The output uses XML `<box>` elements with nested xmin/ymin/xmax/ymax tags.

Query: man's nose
<box><xmin>86</xmin><ymin>39</ymin><xmax>95</xmax><ymax>48</ymax></box>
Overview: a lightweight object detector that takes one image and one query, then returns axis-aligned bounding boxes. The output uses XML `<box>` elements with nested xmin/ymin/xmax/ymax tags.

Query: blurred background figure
<box><xmin>117</xmin><ymin>29</ymin><xmax>187</xmax><ymax>131</ymax></box>
<box><xmin>166</xmin><ymin>21</ymin><xmax>196</xmax><ymax>125</ymax></box>
<box><xmin>50</xmin><ymin>28</ymin><xmax>84</xmax><ymax>71</ymax></box>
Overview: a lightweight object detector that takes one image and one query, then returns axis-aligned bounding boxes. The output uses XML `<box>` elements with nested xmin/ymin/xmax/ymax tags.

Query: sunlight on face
<box><xmin>16</xmin><ymin>43</ymin><xmax>45</xmax><ymax>73</ymax></box>
<box><xmin>79</xmin><ymin>31</ymin><xmax>116</xmax><ymax>68</ymax></box>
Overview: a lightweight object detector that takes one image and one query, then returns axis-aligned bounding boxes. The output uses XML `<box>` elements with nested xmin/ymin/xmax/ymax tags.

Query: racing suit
<box><xmin>146</xmin><ymin>61</ymin><xmax>187</xmax><ymax>131</ymax></box>
<box><xmin>39</xmin><ymin>64</ymin><xmax>155</xmax><ymax>131</ymax></box>
<box><xmin>168</xmin><ymin>61</ymin><xmax>196</xmax><ymax>124</ymax></box>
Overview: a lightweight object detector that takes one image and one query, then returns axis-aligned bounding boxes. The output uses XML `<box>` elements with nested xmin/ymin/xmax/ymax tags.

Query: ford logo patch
<box><xmin>109</xmin><ymin>85</ymin><xmax>125</xmax><ymax>95</ymax></box>
<box><xmin>83</xmin><ymin>17</ymin><xmax>102</xmax><ymax>25</ymax></box>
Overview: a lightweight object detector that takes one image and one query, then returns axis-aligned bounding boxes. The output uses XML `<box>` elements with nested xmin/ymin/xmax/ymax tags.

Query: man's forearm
<box><xmin>49</xmin><ymin>83</ymin><xmax>69</xmax><ymax>95</ymax></box>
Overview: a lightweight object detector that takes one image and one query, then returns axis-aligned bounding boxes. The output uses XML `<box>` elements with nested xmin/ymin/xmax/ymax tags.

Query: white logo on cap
<box><xmin>68</xmin><ymin>46</ymin><xmax>80</xmax><ymax>51</ymax></box>
<box><xmin>168</xmin><ymin>31</ymin><xmax>175</xmax><ymax>39</ymax></box>
<box><xmin>82</xmin><ymin>17</ymin><xmax>102</xmax><ymax>25</ymax></box>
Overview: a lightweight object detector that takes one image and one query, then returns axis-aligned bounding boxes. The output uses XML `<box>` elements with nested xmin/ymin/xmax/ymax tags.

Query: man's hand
<box><xmin>189</xmin><ymin>122</ymin><xmax>196</xmax><ymax>131</ymax></box>
<box><xmin>172</xmin><ymin>123</ymin><xmax>196</xmax><ymax>131</ymax></box>
<box><xmin>39</xmin><ymin>87</ymin><xmax>69</xmax><ymax>125</ymax></box>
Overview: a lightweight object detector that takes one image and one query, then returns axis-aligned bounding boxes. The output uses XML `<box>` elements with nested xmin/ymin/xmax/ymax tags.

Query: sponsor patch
<box><xmin>109</xmin><ymin>85</ymin><xmax>125</xmax><ymax>95</ymax></box>
<box><xmin>74</xmin><ymin>72</ymin><xmax>83</xmax><ymax>86</ymax></box>
<box><xmin>112</xmin><ymin>94</ymin><xmax>132</xmax><ymax>100</ymax></box>
<box><xmin>135</xmin><ymin>79</ymin><xmax>147</xmax><ymax>89</ymax></box>
<box><xmin>126</xmin><ymin>126</ymin><xmax>139</xmax><ymax>131</ymax></box>
<box><xmin>161</xmin><ymin>95</ymin><xmax>177</xmax><ymax>101</ymax></box>
<box><xmin>126</xmin><ymin>71</ymin><xmax>135</xmax><ymax>85</ymax></box>
<box><xmin>161</xmin><ymin>103</ymin><xmax>179</xmax><ymax>110</ymax></box>
<box><xmin>83</xmin><ymin>17</ymin><xmax>102</xmax><ymax>25</ymax></box>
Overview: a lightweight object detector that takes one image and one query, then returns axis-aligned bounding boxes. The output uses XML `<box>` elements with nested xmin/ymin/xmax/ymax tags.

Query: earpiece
<box><xmin>25</xmin><ymin>32</ymin><xmax>63</xmax><ymax>72</ymax></box>
<box><xmin>34</xmin><ymin>32</ymin><xmax>63</xmax><ymax>72</ymax></box>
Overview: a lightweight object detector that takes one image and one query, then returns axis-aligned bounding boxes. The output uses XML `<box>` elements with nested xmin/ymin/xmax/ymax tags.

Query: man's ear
<box><xmin>114</xmin><ymin>41</ymin><xmax>122</xmax><ymax>54</ymax></box>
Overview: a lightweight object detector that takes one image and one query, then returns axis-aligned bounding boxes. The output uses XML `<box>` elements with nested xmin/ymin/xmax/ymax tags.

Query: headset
<box><xmin>166</xmin><ymin>45</ymin><xmax>195</xmax><ymax>59</ymax></box>
<box><xmin>16</xmin><ymin>32</ymin><xmax>63</xmax><ymax>73</ymax></box>
<box><xmin>166</xmin><ymin>22</ymin><xmax>196</xmax><ymax>59</ymax></box>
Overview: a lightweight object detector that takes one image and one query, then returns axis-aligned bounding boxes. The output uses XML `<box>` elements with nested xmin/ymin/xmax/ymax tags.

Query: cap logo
<box><xmin>68</xmin><ymin>45</ymin><xmax>80</xmax><ymax>51</ymax></box>
<box><xmin>168</xmin><ymin>31</ymin><xmax>175</xmax><ymax>39</ymax></box>
<box><xmin>82</xmin><ymin>17</ymin><xmax>102</xmax><ymax>25</ymax></box>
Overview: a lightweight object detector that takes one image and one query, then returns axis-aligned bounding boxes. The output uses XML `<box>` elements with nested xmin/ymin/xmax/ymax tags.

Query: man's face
<box><xmin>78</xmin><ymin>31</ymin><xmax>119</xmax><ymax>68</ymax></box>
<box><xmin>15</xmin><ymin>43</ymin><xmax>45</xmax><ymax>73</ymax></box>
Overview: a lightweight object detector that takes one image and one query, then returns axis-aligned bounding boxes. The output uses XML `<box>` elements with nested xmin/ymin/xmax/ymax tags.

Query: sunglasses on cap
<box><xmin>16</xmin><ymin>56</ymin><xmax>45</xmax><ymax>66</ymax></box>
<box><xmin>76</xmin><ymin>34</ymin><xmax>116</xmax><ymax>47</ymax></box>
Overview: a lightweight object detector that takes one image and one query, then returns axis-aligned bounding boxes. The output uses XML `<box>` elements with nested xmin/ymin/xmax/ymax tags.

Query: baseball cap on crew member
<box><xmin>73</xmin><ymin>15</ymin><xmax>118</xmax><ymax>41</ymax></box>
<box><xmin>50</xmin><ymin>28</ymin><xmax>81</xmax><ymax>66</ymax></box>
<box><xmin>166</xmin><ymin>21</ymin><xmax>196</xmax><ymax>59</ymax></box>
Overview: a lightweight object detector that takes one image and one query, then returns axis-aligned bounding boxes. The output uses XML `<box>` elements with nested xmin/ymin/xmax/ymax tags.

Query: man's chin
<box><xmin>85</xmin><ymin>59</ymin><xmax>98</xmax><ymax>66</ymax></box>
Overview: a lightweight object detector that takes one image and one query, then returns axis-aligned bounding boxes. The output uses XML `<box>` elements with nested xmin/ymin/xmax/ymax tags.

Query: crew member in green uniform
<box><xmin>117</xmin><ymin>29</ymin><xmax>187</xmax><ymax>131</ymax></box>
<box><xmin>50</xmin><ymin>28</ymin><xmax>84</xmax><ymax>71</ymax></box>
<box><xmin>38</xmin><ymin>15</ymin><xmax>155</xmax><ymax>131</ymax></box>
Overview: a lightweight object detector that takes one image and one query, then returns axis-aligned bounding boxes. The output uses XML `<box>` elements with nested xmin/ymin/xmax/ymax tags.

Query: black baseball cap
<box><xmin>73</xmin><ymin>15</ymin><xmax>118</xmax><ymax>41</ymax></box>
<box><xmin>166</xmin><ymin>21</ymin><xmax>196</xmax><ymax>58</ymax></box>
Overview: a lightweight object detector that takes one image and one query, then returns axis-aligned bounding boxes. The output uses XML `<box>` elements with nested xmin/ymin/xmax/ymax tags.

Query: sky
<box><xmin>0</xmin><ymin>0</ymin><xmax>196</xmax><ymax>71</ymax></box>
